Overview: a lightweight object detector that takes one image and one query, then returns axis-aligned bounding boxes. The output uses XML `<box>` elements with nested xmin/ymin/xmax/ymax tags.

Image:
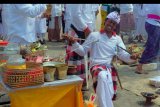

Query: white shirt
<box><xmin>35</xmin><ymin>15</ymin><xmax>47</xmax><ymax>34</ymax></box>
<box><xmin>91</xmin><ymin>4</ymin><xmax>99</xmax><ymax>31</ymax></box>
<box><xmin>144</xmin><ymin>4</ymin><xmax>160</xmax><ymax>27</ymax></box>
<box><xmin>64</xmin><ymin>4</ymin><xmax>71</xmax><ymax>21</ymax></box>
<box><xmin>70</xmin><ymin>4</ymin><xmax>94</xmax><ymax>31</ymax></box>
<box><xmin>120</xmin><ymin>4</ymin><xmax>133</xmax><ymax>14</ymax></box>
<box><xmin>64</xmin><ymin>4</ymin><xmax>72</xmax><ymax>33</ymax></box>
<box><xmin>92</xmin><ymin>4</ymin><xmax>99</xmax><ymax>12</ymax></box>
<box><xmin>51</xmin><ymin>4</ymin><xmax>64</xmax><ymax>17</ymax></box>
<box><xmin>72</xmin><ymin>32</ymin><xmax>135</xmax><ymax>68</ymax></box>
<box><xmin>2</xmin><ymin>4</ymin><xmax>46</xmax><ymax>44</ymax></box>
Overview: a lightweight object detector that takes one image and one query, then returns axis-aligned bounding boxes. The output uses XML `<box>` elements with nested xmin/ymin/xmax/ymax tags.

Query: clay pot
<box><xmin>67</xmin><ymin>65</ymin><xmax>77</xmax><ymax>75</ymax></box>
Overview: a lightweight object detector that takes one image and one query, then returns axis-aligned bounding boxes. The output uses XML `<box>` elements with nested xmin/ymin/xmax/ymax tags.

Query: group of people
<box><xmin>0</xmin><ymin>4</ymin><xmax>48</xmax><ymax>45</ymax></box>
<box><xmin>63</xmin><ymin>4</ymin><xmax>160</xmax><ymax>107</ymax></box>
<box><xmin>0</xmin><ymin>4</ymin><xmax>160</xmax><ymax>107</ymax></box>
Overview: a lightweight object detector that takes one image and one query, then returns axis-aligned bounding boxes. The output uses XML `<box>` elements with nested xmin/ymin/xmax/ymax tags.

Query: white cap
<box><xmin>106</xmin><ymin>11</ymin><xmax>120</xmax><ymax>24</ymax></box>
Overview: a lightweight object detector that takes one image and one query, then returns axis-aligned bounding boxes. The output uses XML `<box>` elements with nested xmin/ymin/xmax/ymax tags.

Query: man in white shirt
<box><xmin>63</xmin><ymin>11</ymin><xmax>138</xmax><ymax>107</ymax></box>
<box><xmin>1</xmin><ymin>4</ymin><xmax>47</xmax><ymax>45</ymax></box>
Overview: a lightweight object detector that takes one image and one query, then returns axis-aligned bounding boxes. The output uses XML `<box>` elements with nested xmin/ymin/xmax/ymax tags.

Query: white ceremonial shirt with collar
<box><xmin>72</xmin><ymin>32</ymin><xmax>135</xmax><ymax>68</ymax></box>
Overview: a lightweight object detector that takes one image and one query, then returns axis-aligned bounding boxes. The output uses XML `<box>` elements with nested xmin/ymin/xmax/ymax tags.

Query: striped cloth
<box><xmin>65</xmin><ymin>28</ymin><xmax>87</xmax><ymax>85</ymax></box>
<box><xmin>120</xmin><ymin>12</ymin><xmax>135</xmax><ymax>32</ymax></box>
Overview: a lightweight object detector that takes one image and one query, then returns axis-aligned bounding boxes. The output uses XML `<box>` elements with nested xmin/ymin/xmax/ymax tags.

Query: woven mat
<box><xmin>122</xmin><ymin>78</ymin><xmax>160</xmax><ymax>105</ymax></box>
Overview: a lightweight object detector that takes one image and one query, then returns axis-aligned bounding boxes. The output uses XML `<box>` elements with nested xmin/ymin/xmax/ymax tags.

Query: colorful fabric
<box><xmin>139</xmin><ymin>22</ymin><xmax>160</xmax><ymax>64</ymax></box>
<box><xmin>147</xmin><ymin>14</ymin><xmax>160</xmax><ymax>20</ymax></box>
<box><xmin>48</xmin><ymin>17</ymin><xmax>62</xmax><ymax>41</ymax></box>
<box><xmin>90</xmin><ymin>65</ymin><xmax>117</xmax><ymax>94</ymax></box>
<box><xmin>65</xmin><ymin>28</ymin><xmax>86</xmax><ymax>83</ymax></box>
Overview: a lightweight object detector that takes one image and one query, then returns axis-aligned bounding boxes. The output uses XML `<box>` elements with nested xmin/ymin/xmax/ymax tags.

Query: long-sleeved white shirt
<box><xmin>2</xmin><ymin>4</ymin><xmax>46</xmax><ymax>44</ymax></box>
<box><xmin>51</xmin><ymin>4</ymin><xmax>64</xmax><ymax>17</ymax></box>
<box><xmin>70</xmin><ymin>4</ymin><xmax>94</xmax><ymax>31</ymax></box>
<box><xmin>92</xmin><ymin>4</ymin><xmax>99</xmax><ymax>12</ymax></box>
<box><xmin>64</xmin><ymin>4</ymin><xmax>72</xmax><ymax>33</ymax></box>
<box><xmin>91</xmin><ymin>4</ymin><xmax>99</xmax><ymax>31</ymax></box>
<box><xmin>34</xmin><ymin>5</ymin><xmax>47</xmax><ymax>34</ymax></box>
<box><xmin>144</xmin><ymin>4</ymin><xmax>160</xmax><ymax>27</ymax></box>
<box><xmin>72</xmin><ymin>32</ymin><xmax>135</xmax><ymax>68</ymax></box>
<box><xmin>35</xmin><ymin>16</ymin><xmax>47</xmax><ymax>34</ymax></box>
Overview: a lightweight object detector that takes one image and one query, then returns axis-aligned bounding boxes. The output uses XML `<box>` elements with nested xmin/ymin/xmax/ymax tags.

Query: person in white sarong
<box><xmin>133</xmin><ymin>4</ymin><xmax>147</xmax><ymax>42</ymax></box>
<box><xmin>63</xmin><ymin>11</ymin><xmax>138</xmax><ymax>107</ymax></box>
<box><xmin>35</xmin><ymin>13</ymin><xmax>47</xmax><ymax>44</ymax></box>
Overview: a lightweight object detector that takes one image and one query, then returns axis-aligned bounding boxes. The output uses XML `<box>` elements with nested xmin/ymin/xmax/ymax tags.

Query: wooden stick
<box><xmin>113</xmin><ymin>63</ymin><xmax>123</xmax><ymax>90</ymax></box>
<box><xmin>117</xmin><ymin>45</ymin><xmax>141</xmax><ymax>59</ymax></box>
<box><xmin>66</xmin><ymin>39</ymin><xmax>99</xmax><ymax>55</ymax></box>
<box><xmin>62</xmin><ymin>34</ymin><xmax>86</xmax><ymax>41</ymax></box>
<box><xmin>117</xmin><ymin>45</ymin><xmax>131</xmax><ymax>54</ymax></box>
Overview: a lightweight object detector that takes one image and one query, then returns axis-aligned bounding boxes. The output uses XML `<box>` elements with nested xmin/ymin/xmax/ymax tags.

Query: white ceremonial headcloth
<box><xmin>106</xmin><ymin>11</ymin><xmax>120</xmax><ymax>24</ymax></box>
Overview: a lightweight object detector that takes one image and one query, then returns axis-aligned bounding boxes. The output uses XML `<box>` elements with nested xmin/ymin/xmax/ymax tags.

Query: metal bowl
<box><xmin>141</xmin><ymin>92</ymin><xmax>158</xmax><ymax>104</ymax></box>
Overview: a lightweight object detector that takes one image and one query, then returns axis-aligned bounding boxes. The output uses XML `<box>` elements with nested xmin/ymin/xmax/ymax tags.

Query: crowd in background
<box><xmin>0</xmin><ymin>4</ymin><xmax>149</xmax><ymax>45</ymax></box>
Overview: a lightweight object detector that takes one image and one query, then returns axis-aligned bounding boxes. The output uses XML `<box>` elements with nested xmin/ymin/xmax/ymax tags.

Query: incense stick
<box><xmin>62</xmin><ymin>34</ymin><xmax>86</xmax><ymax>40</ymax></box>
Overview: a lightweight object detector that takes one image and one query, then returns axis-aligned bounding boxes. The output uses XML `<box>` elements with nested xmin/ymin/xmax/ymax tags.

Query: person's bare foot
<box><xmin>135</xmin><ymin>64</ymin><xmax>148</xmax><ymax>74</ymax></box>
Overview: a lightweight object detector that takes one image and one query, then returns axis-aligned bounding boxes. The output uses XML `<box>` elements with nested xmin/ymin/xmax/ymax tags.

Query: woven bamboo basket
<box><xmin>3</xmin><ymin>62</ymin><xmax>44</xmax><ymax>89</ymax></box>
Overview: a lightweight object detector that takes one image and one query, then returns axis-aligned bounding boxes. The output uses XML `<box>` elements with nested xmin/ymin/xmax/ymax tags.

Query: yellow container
<box><xmin>6</xmin><ymin>64</ymin><xmax>26</xmax><ymax>70</ymax></box>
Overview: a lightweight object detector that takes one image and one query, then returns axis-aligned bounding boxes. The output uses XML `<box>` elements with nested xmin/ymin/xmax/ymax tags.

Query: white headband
<box><xmin>106</xmin><ymin>11</ymin><xmax>120</xmax><ymax>24</ymax></box>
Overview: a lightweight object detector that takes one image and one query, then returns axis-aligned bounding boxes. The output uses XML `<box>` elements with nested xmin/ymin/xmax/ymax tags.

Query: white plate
<box><xmin>149</xmin><ymin>76</ymin><xmax>160</xmax><ymax>88</ymax></box>
<box><xmin>43</xmin><ymin>62</ymin><xmax>64</xmax><ymax>67</ymax></box>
